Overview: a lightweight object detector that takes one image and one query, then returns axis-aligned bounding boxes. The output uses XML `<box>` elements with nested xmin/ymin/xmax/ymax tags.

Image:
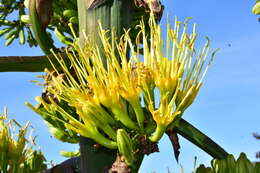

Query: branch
<box><xmin>0</xmin><ymin>55</ymin><xmax>50</xmax><ymax>72</ymax></box>
<box><xmin>0</xmin><ymin>54</ymin><xmax>67</xmax><ymax>72</ymax></box>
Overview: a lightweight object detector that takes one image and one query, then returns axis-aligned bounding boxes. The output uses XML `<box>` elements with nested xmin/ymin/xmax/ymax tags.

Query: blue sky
<box><xmin>0</xmin><ymin>0</ymin><xmax>259</xmax><ymax>172</ymax></box>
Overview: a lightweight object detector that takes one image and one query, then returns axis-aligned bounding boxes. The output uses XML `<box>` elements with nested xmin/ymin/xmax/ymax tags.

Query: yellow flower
<box><xmin>0</xmin><ymin>110</ymin><xmax>46</xmax><ymax>171</ymax></box>
<box><xmin>132</xmin><ymin>15</ymin><xmax>195</xmax><ymax>127</ymax></box>
<box><xmin>175</xmin><ymin>39</ymin><xmax>218</xmax><ymax>113</ymax></box>
<box><xmin>129</xmin><ymin>13</ymin><xmax>216</xmax><ymax>141</ymax></box>
<box><xmin>37</xmin><ymin>96</ymin><xmax>117</xmax><ymax>149</ymax></box>
<box><xmin>92</xmin><ymin>28</ymin><xmax>146</xmax><ymax>129</ymax></box>
<box><xmin>30</xmin><ymin>12</ymin><xmax>216</xmax><ymax>145</ymax></box>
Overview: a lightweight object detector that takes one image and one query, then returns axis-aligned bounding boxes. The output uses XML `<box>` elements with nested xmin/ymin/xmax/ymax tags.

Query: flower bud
<box><xmin>117</xmin><ymin>129</ymin><xmax>134</xmax><ymax>166</ymax></box>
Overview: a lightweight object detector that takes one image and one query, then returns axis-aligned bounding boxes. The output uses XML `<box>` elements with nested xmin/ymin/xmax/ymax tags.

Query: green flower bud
<box><xmin>117</xmin><ymin>129</ymin><xmax>134</xmax><ymax>166</ymax></box>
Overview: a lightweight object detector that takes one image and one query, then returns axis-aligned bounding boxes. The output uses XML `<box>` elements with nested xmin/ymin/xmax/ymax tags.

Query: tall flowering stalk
<box><xmin>28</xmin><ymin>13</ymin><xmax>217</xmax><ymax>169</ymax></box>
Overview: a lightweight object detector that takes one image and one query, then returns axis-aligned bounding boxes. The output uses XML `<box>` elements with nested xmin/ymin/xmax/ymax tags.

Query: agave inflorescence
<box><xmin>27</xmin><ymin>12</ymin><xmax>217</xmax><ymax>165</ymax></box>
<box><xmin>0</xmin><ymin>109</ymin><xmax>47</xmax><ymax>173</ymax></box>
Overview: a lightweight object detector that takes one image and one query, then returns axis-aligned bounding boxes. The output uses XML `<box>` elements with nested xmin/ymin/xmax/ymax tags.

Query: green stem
<box><xmin>96</xmin><ymin>106</ymin><xmax>116</xmax><ymax>125</ymax></box>
<box><xmin>144</xmin><ymin>85</ymin><xmax>155</xmax><ymax>110</ymax></box>
<box><xmin>11</xmin><ymin>161</ymin><xmax>18</xmax><ymax>173</ymax></box>
<box><xmin>91</xmin><ymin>131</ymin><xmax>117</xmax><ymax>149</ymax></box>
<box><xmin>149</xmin><ymin>124</ymin><xmax>167</xmax><ymax>142</ymax></box>
<box><xmin>130</xmin><ymin>100</ymin><xmax>145</xmax><ymax>129</ymax></box>
<box><xmin>29</xmin><ymin>0</ymin><xmax>55</xmax><ymax>54</ymax></box>
<box><xmin>111</xmin><ymin>105</ymin><xmax>137</xmax><ymax>130</ymax></box>
<box><xmin>2</xmin><ymin>151</ymin><xmax>8</xmax><ymax>173</ymax></box>
<box><xmin>102</xmin><ymin>124</ymin><xmax>117</xmax><ymax>140</ymax></box>
<box><xmin>174</xmin><ymin>118</ymin><xmax>229</xmax><ymax>159</ymax></box>
<box><xmin>0</xmin><ymin>55</ymin><xmax>68</xmax><ymax>72</ymax></box>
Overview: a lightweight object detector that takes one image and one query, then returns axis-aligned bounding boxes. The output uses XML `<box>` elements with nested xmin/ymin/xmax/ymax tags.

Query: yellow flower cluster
<box><xmin>29</xmin><ymin>13</ymin><xmax>217</xmax><ymax>149</ymax></box>
<box><xmin>0</xmin><ymin>109</ymin><xmax>46</xmax><ymax>172</ymax></box>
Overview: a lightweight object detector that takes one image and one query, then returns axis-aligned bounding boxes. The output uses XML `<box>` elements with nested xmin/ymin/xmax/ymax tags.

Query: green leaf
<box><xmin>173</xmin><ymin>118</ymin><xmax>229</xmax><ymax>159</ymax></box>
<box><xmin>196</xmin><ymin>165</ymin><xmax>213</xmax><ymax>173</ymax></box>
<box><xmin>225</xmin><ymin>154</ymin><xmax>236</xmax><ymax>173</ymax></box>
<box><xmin>236</xmin><ymin>153</ymin><xmax>254</xmax><ymax>173</ymax></box>
<box><xmin>253</xmin><ymin>162</ymin><xmax>260</xmax><ymax>173</ymax></box>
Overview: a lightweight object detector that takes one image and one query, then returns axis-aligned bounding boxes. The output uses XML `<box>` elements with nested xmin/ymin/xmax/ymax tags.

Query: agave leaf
<box><xmin>195</xmin><ymin>165</ymin><xmax>213</xmax><ymax>173</ymax></box>
<box><xmin>225</xmin><ymin>154</ymin><xmax>236</xmax><ymax>173</ymax></box>
<box><xmin>253</xmin><ymin>162</ymin><xmax>260</xmax><ymax>173</ymax></box>
<box><xmin>236</xmin><ymin>153</ymin><xmax>254</xmax><ymax>173</ymax></box>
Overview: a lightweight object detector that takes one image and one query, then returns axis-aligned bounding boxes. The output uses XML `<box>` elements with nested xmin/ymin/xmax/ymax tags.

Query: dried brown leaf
<box><xmin>166</xmin><ymin>130</ymin><xmax>181</xmax><ymax>162</ymax></box>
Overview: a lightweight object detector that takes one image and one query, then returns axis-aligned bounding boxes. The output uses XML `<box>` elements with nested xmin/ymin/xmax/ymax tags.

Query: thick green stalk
<box><xmin>78</xmin><ymin>0</ymin><xmax>134</xmax><ymax>45</ymax></box>
<box><xmin>79</xmin><ymin>136</ymin><xmax>117</xmax><ymax>173</ymax></box>
<box><xmin>174</xmin><ymin>118</ymin><xmax>229</xmax><ymax>159</ymax></box>
<box><xmin>0</xmin><ymin>55</ymin><xmax>68</xmax><ymax>72</ymax></box>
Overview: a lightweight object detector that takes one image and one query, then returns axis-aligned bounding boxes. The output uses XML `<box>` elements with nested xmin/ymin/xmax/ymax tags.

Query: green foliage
<box><xmin>0</xmin><ymin>0</ymin><xmax>37</xmax><ymax>46</ymax></box>
<box><xmin>0</xmin><ymin>0</ymin><xmax>77</xmax><ymax>47</ymax></box>
<box><xmin>51</xmin><ymin>0</ymin><xmax>78</xmax><ymax>33</ymax></box>
<box><xmin>195</xmin><ymin>153</ymin><xmax>260</xmax><ymax>173</ymax></box>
